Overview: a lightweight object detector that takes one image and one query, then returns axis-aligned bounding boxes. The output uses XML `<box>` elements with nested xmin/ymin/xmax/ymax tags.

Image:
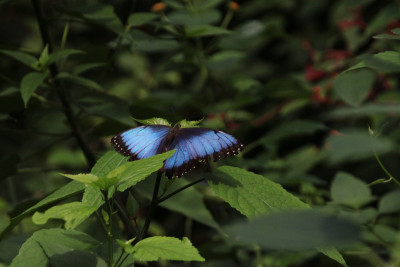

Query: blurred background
<box><xmin>1</xmin><ymin>0</ymin><xmax>400</xmax><ymax>266</ymax></box>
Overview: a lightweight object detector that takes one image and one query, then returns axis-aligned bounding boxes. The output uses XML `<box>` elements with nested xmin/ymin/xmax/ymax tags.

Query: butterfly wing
<box><xmin>162</xmin><ymin>128</ymin><xmax>244</xmax><ymax>178</ymax></box>
<box><xmin>111</xmin><ymin>125</ymin><xmax>171</xmax><ymax>161</ymax></box>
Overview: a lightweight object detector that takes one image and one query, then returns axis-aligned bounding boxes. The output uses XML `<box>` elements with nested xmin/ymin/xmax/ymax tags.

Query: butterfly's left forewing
<box><xmin>111</xmin><ymin>125</ymin><xmax>171</xmax><ymax>161</ymax></box>
<box><xmin>162</xmin><ymin>128</ymin><xmax>243</xmax><ymax>178</ymax></box>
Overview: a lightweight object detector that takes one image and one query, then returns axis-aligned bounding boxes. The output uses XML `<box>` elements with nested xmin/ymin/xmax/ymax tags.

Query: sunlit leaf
<box><xmin>32</xmin><ymin>202</ymin><xmax>98</xmax><ymax>229</ymax></box>
<box><xmin>128</xmin><ymin>236</ymin><xmax>205</xmax><ymax>262</ymax></box>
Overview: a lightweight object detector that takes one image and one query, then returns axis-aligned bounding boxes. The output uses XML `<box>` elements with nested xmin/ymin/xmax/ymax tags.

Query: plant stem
<box><xmin>104</xmin><ymin>191</ymin><xmax>114</xmax><ymax>266</ymax></box>
<box><xmin>31</xmin><ymin>0</ymin><xmax>96</xmax><ymax>167</ymax></box>
<box><xmin>374</xmin><ymin>151</ymin><xmax>400</xmax><ymax>187</ymax></box>
<box><xmin>137</xmin><ymin>171</ymin><xmax>163</xmax><ymax>242</ymax></box>
<box><xmin>157</xmin><ymin>178</ymin><xmax>205</xmax><ymax>203</ymax></box>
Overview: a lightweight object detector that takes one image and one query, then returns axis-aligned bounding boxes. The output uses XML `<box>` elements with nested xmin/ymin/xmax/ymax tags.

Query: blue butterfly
<box><xmin>111</xmin><ymin>124</ymin><xmax>243</xmax><ymax>178</ymax></box>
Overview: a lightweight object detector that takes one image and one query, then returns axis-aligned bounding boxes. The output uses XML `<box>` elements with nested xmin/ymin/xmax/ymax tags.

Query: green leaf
<box><xmin>134</xmin><ymin>117</ymin><xmax>171</xmax><ymax>126</ymax></box>
<box><xmin>91</xmin><ymin>151</ymin><xmax>128</xmax><ymax>177</ymax></box>
<box><xmin>128</xmin><ymin>13</ymin><xmax>158</xmax><ymax>26</ymax></box>
<box><xmin>207</xmin><ymin>166</ymin><xmax>309</xmax><ymax>218</ymax></box>
<box><xmin>363</xmin><ymin>51</ymin><xmax>400</xmax><ymax>73</ymax></box>
<box><xmin>49</xmin><ymin>250</ymin><xmax>107</xmax><ymax>267</ymax></box>
<box><xmin>327</xmin><ymin>104</ymin><xmax>400</xmax><ymax>118</ymax></box>
<box><xmin>20</xmin><ymin>71</ymin><xmax>49</xmax><ymax>107</ymax></box>
<box><xmin>116</xmin><ymin>150</ymin><xmax>176</xmax><ymax>192</ymax></box>
<box><xmin>177</xmin><ymin>118</ymin><xmax>203</xmax><ymax>128</ymax></box>
<box><xmin>61</xmin><ymin>173</ymin><xmax>118</xmax><ymax>191</ymax></box>
<box><xmin>82</xmin><ymin>186</ymin><xmax>104</xmax><ymax>208</ymax></box>
<box><xmin>0</xmin><ymin>49</ymin><xmax>39</xmax><ymax>70</ymax></box>
<box><xmin>224</xmin><ymin>210</ymin><xmax>360</xmax><ymax>250</ymax></box>
<box><xmin>207</xmin><ymin>166</ymin><xmax>347</xmax><ymax>265</ymax></box>
<box><xmin>186</xmin><ymin>25</ymin><xmax>231</xmax><ymax>37</ymax></box>
<box><xmin>0</xmin><ymin>181</ymin><xmax>85</xmax><ymax>240</ymax></box>
<box><xmin>55</xmin><ymin>72</ymin><xmax>103</xmax><ymax>90</ymax></box>
<box><xmin>37</xmin><ymin>45</ymin><xmax>49</xmax><ymax>69</ymax></box>
<box><xmin>326</xmin><ymin>131</ymin><xmax>393</xmax><ymax>163</ymax></box>
<box><xmin>61</xmin><ymin>173</ymin><xmax>99</xmax><ymax>184</ymax></box>
<box><xmin>10</xmin><ymin>229</ymin><xmax>100</xmax><ymax>267</ymax></box>
<box><xmin>129</xmin><ymin>236</ymin><xmax>205</xmax><ymax>262</ymax></box>
<box><xmin>378</xmin><ymin>190</ymin><xmax>400</xmax><ymax>214</ymax></box>
<box><xmin>32</xmin><ymin>202</ymin><xmax>98</xmax><ymax>229</ymax></box>
<box><xmin>72</xmin><ymin>62</ymin><xmax>108</xmax><ymax>75</ymax></box>
<box><xmin>331</xmin><ymin>172</ymin><xmax>374</xmax><ymax>209</ymax></box>
<box><xmin>47</xmin><ymin>49</ymin><xmax>85</xmax><ymax>66</ymax></box>
<box><xmin>333</xmin><ymin>68</ymin><xmax>376</xmax><ymax>106</ymax></box>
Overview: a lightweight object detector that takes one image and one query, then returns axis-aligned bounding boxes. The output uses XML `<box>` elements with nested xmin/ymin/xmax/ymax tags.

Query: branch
<box><xmin>31</xmin><ymin>0</ymin><xmax>96</xmax><ymax>167</ymax></box>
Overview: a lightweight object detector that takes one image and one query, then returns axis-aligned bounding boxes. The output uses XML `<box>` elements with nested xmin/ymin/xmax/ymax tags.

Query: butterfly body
<box><xmin>111</xmin><ymin>124</ymin><xmax>243</xmax><ymax>178</ymax></box>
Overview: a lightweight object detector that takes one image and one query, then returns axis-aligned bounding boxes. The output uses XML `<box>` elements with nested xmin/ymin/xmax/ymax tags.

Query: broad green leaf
<box><xmin>225</xmin><ymin>210</ymin><xmax>360</xmax><ymax>250</ymax></box>
<box><xmin>62</xmin><ymin>173</ymin><xmax>99</xmax><ymax>184</ymax></box>
<box><xmin>0</xmin><ymin>181</ymin><xmax>85</xmax><ymax>240</ymax></box>
<box><xmin>32</xmin><ymin>202</ymin><xmax>98</xmax><ymax>229</ymax></box>
<box><xmin>207</xmin><ymin>166</ymin><xmax>346</xmax><ymax>265</ymax></box>
<box><xmin>327</xmin><ymin>104</ymin><xmax>400</xmax><ymax>118</ymax></box>
<box><xmin>49</xmin><ymin>250</ymin><xmax>107</xmax><ymax>267</ymax></box>
<box><xmin>135</xmin><ymin>176</ymin><xmax>222</xmax><ymax>232</ymax></box>
<box><xmin>10</xmin><ymin>229</ymin><xmax>100</xmax><ymax>267</ymax></box>
<box><xmin>91</xmin><ymin>151</ymin><xmax>128</xmax><ymax>177</ymax></box>
<box><xmin>0</xmin><ymin>49</ymin><xmax>39</xmax><ymax>70</ymax></box>
<box><xmin>129</xmin><ymin>236</ymin><xmax>204</xmax><ymax>262</ymax></box>
<box><xmin>326</xmin><ymin>131</ymin><xmax>393</xmax><ymax>163</ymax></box>
<box><xmin>128</xmin><ymin>13</ymin><xmax>158</xmax><ymax>26</ymax></box>
<box><xmin>134</xmin><ymin>117</ymin><xmax>171</xmax><ymax>126</ymax></box>
<box><xmin>331</xmin><ymin>172</ymin><xmax>374</xmax><ymax>209</ymax></box>
<box><xmin>333</xmin><ymin>68</ymin><xmax>376</xmax><ymax>106</ymax></box>
<box><xmin>378</xmin><ymin>190</ymin><xmax>400</xmax><ymax>214</ymax></box>
<box><xmin>82</xmin><ymin>186</ymin><xmax>104</xmax><ymax>208</ymax></box>
<box><xmin>55</xmin><ymin>72</ymin><xmax>103</xmax><ymax>90</ymax></box>
<box><xmin>47</xmin><ymin>49</ymin><xmax>85</xmax><ymax>66</ymax></box>
<box><xmin>186</xmin><ymin>25</ymin><xmax>231</xmax><ymax>37</ymax></box>
<box><xmin>20</xmin><ymin>71</ymin><xmax>49</xmax><ymax>107</ymax></box>
<box><xmin>116</xmin><ymin>150</ymin><xmax>176</xmax><ymax>192</ymax></box>
<box><xmin>363</xmin><ymin>51</ymin><xmax>400</xmax><ymax>73</ymax></box>
<box><xmin>207</xmin><ymin>166</ymin><xmax>309</xmax><ymax>218</ymax></box>
<box><xmin>62</xmin><ymin>173</ymin><xmax>119</xmax><ymax>191</ymax></box>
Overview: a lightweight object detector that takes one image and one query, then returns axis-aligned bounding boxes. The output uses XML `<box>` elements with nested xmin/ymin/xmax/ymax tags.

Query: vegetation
<box><xmin>1</xmin><ymin>0</ymin><xmax>400</xmax><ymax>266</ymax></box>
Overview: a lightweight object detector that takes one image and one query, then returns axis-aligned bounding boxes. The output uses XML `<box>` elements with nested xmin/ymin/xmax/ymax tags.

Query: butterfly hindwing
<box><xmin>162</xmin><ymin>128</ymin><xmax>243</xmax><ymax>178</ymax></box>
<box><xmin>111</xmin><ymin>125</ymin><xmax>171</xmax><ymax>161</ymax></box>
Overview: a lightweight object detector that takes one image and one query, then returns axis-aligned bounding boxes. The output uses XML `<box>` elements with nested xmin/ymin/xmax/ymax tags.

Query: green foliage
<box><xmin>2</xmin><ymin>0</ymin><xmax>400</xmax><ymax>266</ymax></box>
<box><xmin>119</xmin><ymin>236</ymin><xmax>205</xmax><ymax>262</ymax></box>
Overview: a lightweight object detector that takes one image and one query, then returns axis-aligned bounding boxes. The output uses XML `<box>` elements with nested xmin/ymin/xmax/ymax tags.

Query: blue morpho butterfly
<box><xmin>111</xmin><ymin>118</ymin><xmax>244</xmax><ymax>178</ymax></box>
